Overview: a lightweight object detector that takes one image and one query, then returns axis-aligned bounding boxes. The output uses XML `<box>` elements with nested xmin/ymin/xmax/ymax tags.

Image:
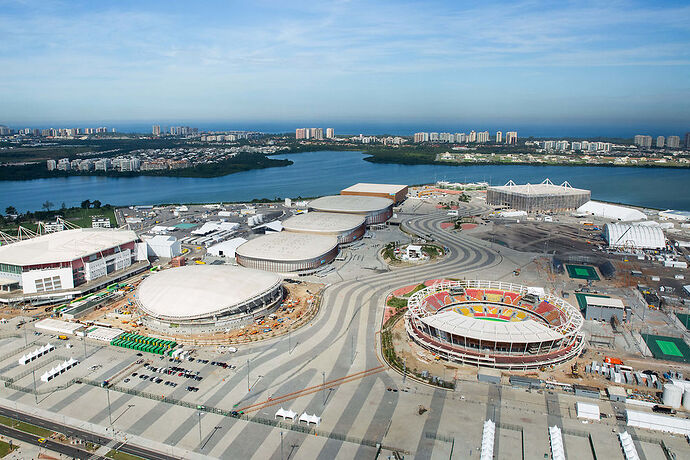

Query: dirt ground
<box><xmin>82</xmin><ymin>279</ymin><xmax>324</xmax><ymax>344</ymax></box>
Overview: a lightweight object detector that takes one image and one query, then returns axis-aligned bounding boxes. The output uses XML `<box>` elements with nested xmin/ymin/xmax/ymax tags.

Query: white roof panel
<box><xmin>584</xmin><ymin>296</ymin><xmax>624</xmax><ymax>309</ymax></box>
<box><xmin>0</xmin><ymin>228</ymin><xmax>138</xmax><ymax>266</ymax></box>
<box><xmin>137</xmin><ymin>265</ymin><xmax>281</xmax><ymax>320</ymax></box>
<box><xmin>577</xmin><ymin>201</ymin><xmax>646</xmax><ymax>222</ymax></box>
<box><xmin>576</xmin><ymin>401</ymin><xmax>600</xmax><ymax>420</ymax></box>
<box><xmin>605</xmin><ymin>223</ymin><xmax>666</xmax><ymax>249</ymax></box>
<box><xmin>341</xmin><ymin>183</ymin><xmax>407</xmax><ymax>195</ymax></box>
<box><xmin>420</xmin><ymin>310</ymin><xmax>563</xmax><ymax>343</ymax></box>
<box><xmin>308</xmin><ymin>195</ymin><xmax>393</xmax><ymax>214</ymax></box>
<box><xmin>283</xmin><ymin>212</ymin><xmax>365</xmax><ymax>233</ymax></box>
<box><xmin>236</xmin><ymin>233</ymin><xmax>338</xmax><ymax>262</ymax></box>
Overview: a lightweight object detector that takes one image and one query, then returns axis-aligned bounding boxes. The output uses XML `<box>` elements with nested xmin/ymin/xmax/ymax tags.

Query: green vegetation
<box><xmin>106</xmin><ymin>450</ymin><xmax>146</xmax><ymax>460</ymax></box>
<box><xmin>0</xmin><ymin>414</ymin><xmax>54</xmax><ymax>437</ymax></box>
<box><xmin>386</xmin><ymin>296</ymin><xmax>408</xmax><ymax>309</ymax></box>
<box><xmin>0</xmin><ymin>440</ymin><xmax>17</xmax><ymax>457</ymax></box>
<box><xmin>422</xmin><ymin>244</ymin><xmax>442</xmax><ymax>258</ymax></box>
<box><xmin>1</xmin><ymin>204</ymin><xmax>117</xmax><ymax>232</ymax></box>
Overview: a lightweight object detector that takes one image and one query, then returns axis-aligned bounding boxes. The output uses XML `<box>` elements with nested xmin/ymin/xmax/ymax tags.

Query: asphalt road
<box><xmin>0</xmin><ymin>423</ymin><xmax>96</xmax><ymax>459</ymax></box>
<box><xmin>0</xmin><ymin>405</ymin><xmax>178</xmax><ymax>460</ymax></box>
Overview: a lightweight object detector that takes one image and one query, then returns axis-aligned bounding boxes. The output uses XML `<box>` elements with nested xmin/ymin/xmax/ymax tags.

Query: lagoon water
<box><xmin>1</xmin><ymin>150</ymin><xmax>689</xmax><ymax>212</ymax></box>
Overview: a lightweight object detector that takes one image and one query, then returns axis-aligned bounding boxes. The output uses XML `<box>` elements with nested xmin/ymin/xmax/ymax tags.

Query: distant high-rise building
<box><xmin>46</xmin><ymin>159</ymin><xmax>56</xmax><ymax>170</ymax></box>
<box><xmin>311</xmin><ymin>128</ymin><xmax>324</xmax><ymax>140</ymax></box>
<box><xmin>685</xmin><ymin>132</ymin><xmax>690</xmax><ymax>148</ymax></box>
<box><xmin>456</xmin><ymin>133</ymin><xmax>466</xmax><ymax>143</ymax></box>
<box><xmin>506</xmin><ymin>131</ymin><xmax>518</xmax><ymax>145</ymax></box>
<box><xmin>571</xmin><ymin>141</ymin><xmax>582</xmax><ymax>151</ymax></box>
<box><xmin>413</xmin><ymin>132</ymin><xmax>429</xmax><ymax>143</ymax></box>
<box><xmin>633</xmin><ymin>134</ymin><xmax>652</xmax><ymax>148</ymax></box>
<box><xmin>656</xmin><ymin>136</ymin><xmax>665</xmax><ymax>148</ymax></box>
<box><xmin>0</xmin><ymin>125</ymin><xmax>11</xmax><ymax>136</ymax></box>
<box><xmin>495</xmin><ymin>131</ymin><xmax>502</xmax><ymax>143</ymax></box>
<box><xmin>477</xmin><ymin>131</ymin><xmax>489</xmax><ymax>143</ymax></box>
<box><xmin>295</xmin><ymin>128</ymin><xmax>307</xmax><ymax>139</ymax></box>
<box><xmin>667</xmin><ymin>135</ymin><xmax>680</xmax><ymax>148</ymax></box>
<box><xmin>468</xmin><ymin>130</ymin><xmax>476</xmax><ymax>142</ymax></box>
<box><xmin>326</xmin><ymin>128</ymin><xmax>335</xmax><ymax>139</ymax></box>
<box><xmin>429</xmin><ymin>132</ymin><xmax>439</xmax><ymax>141</ymax></box>
<box><xmin>152</xmin><ymin>125</ymin><xmax>161</xmax><ymax>136</ymax></box>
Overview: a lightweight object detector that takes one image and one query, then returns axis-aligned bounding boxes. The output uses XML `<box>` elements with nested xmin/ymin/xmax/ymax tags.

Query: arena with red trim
<box><xmin>405</xmin><ymin>280</ymin><xmax>584</xmax><ymax>370</ymax></box>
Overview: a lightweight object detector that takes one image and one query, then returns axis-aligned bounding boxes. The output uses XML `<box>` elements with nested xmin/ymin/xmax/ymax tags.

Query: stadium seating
<box><xmin>503</xmin><ymin>291</ymin><xmax>521</xmax><ymax>305</ymax></box>
<box><xmin>465</xmin><ymin>289</ymin><xmax>484</xmax><ymax>301</ymax></box>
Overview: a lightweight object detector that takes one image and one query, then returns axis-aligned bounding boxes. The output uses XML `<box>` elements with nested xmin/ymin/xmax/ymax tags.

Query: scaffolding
<box><xmin>486</xmin><ymin>178</ymin><xmax>591</xmax><ymax>212</ymax></box>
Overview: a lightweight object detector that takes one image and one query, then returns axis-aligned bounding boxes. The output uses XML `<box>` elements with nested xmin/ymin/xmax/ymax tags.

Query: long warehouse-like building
<box><xmin>137</xmin><ymin>265</ymin><xmax>283</xmax><ymax>333</ymax></box>
<box><xmin>0</xmin><ymin>228</ymin><xmax>146</xmax><ymax>303</ymax></box>
<box><xmin>340</xmin><ymin>183</ymin><xmax>408</xmax><ymax>204</ymax></box>
<box><xmin>282</xmin><ymin>212</ymin><xmax>366</xmax><ymax>245</ymax></box>
<box><xmin>308</xmin><ymin>195</ymin><xmax>394</xmax><ymax>224</ymax></box>
<box><xmin>236</xmin><ymin>232</ymin><xmax>339</xmax><ymax>274</ymax></box>
<box><xmin>486</xmin><ymin>179</ymin><xmax>591</xmax><ymax>212</ymax></box>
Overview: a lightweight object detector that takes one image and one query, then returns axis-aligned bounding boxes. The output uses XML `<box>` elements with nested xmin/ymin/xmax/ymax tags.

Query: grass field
<box><xmin>641</xmin><ymin>333</ymin><xmax>690</xmax><ymax>363</ymax></box>
<box><xmin>0</xmin><ymin>440</ymin><xmax>17</xmax><ymax>457</ymax></box>
<box><xmin>566</xmin><ymin>264</ymin><xmax>600</xmax><ymax>281</ymax></box>
<box><xmin>106</xmin><ymin>450</ymin><xmax>146</xmax><ymax>460</ymax></box>
<box><xmin>0</xmin><ymin>414</ymin><xmax>54</xmax><ymax>437</ymax></box>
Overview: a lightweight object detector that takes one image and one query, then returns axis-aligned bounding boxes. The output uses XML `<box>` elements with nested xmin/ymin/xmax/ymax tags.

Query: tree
<box><xmin>5</xmin><ymin>206</ymin><xmax>17</xmax><ymax>215</ymax></box>
<box><xmin>60</xmin><ymin>202</ymin><xmax>67</xmax><ymax>211</ymax></box>
<box><xmin>81</xmin><ymin>200</ymin><xmax>91</xmax><ymax>209</ymax></box>
<box><xmin>92</xmin><ymin>200</ymin><xmax>102</xmax><ymax>209</ymax></box>
<box><xmin>42</xmin><ymin>201</ymin><xmax>54</xmax><ymax>211</ymax></box>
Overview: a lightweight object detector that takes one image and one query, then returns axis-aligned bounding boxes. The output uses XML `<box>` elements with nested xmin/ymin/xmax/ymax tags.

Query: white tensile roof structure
<box><xmin>421</xmin><ymin>311</ymin><xmax>563</xmax><ymax>343</ymax></box>
<box><xmin>480</xmin><ymin>419</ymin><xmax>495</xmax><ymax>460</ymax></box>
<box><xmin>618</xmin><ymin>432</ymin><xmax>640</xmax><ymax>460</ymax></box>
<box><xmin>604</xmin><ymin>223</ymin><xmax>666</xmax><ymax>249</ymax></box>
<box><xmin>275</xmin><ymin>408</ymin><xmax>297</xmax><ymax>420</ymax></box>
<box><xmin>577</xmin><ymin>201</ymin><xmax>646</xmax><ymax>221</ymax></box>
<box><xmin>0</xmin><ymin>228</ymin><xmax>138</xmax><ymax>266</ymax></box>
<box><xmin>548</xmin><ymin>425</ymin><xmax>565</xmax><ymax>460</ymax></box>
<box><xmin>206</xmin><ymin>237</ymin><xmax>247</xmax><ymax>258</ymax></box>
<box><xmin>298</xmin><ymin>413</ymin><xmax>321</xmax><ymax>425</ymax></box>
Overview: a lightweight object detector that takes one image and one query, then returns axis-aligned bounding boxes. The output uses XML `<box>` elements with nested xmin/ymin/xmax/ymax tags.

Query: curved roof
<box><xmin>0</xmin><ymin>228</ymin><xmax>138</xmax><ymax>266</ymax></box>
<box><xmin>137</xmin><ymin>265</ymin><xmax>281</xmax><ymax>320</ymax></box>
<box><xmin>421</xmin><ymin>310</ymin><xmax>564</xmax><ymax>343</ymax></box>
<box><xmin>605</xmin><ymin>223</ymin><xmax>665</xmax><ymax>249</ymax></box>
<box><xmin>577</xmin><ymin>201</ymin><xmax>646</xmax><ymax>222</ymax></box>
<box><xmin>308</xmin><ymin>195</ymin><xmax>393</xmax><ymax>214</ymax></box>
<box><xmin>235</xmin><ymin>232</ymin><xmax>338</xmax><ymax>261</ymax></box>
<box><xmin>282</xmin><ymin>212</ymin><xmax>365</xmax><ymax>234</ymax></box>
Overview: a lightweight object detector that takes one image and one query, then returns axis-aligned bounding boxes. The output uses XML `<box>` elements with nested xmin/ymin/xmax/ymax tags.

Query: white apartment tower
<box><xmin>495</xmin><ymin>131</ymin><xmax>502</xmax><ymax>143</ymax></box>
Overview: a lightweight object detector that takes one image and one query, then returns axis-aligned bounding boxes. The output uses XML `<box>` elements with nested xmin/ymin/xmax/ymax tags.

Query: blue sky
<box><xmin>1</xmin><ymin>0</ymin><xmax>689</xmax><ymax>134</ymax></box>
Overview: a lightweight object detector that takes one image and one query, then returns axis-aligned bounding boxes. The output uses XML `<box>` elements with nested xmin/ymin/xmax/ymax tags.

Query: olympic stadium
<box><xmin>136</xmin><ymin>265</ymin><xmax>283</xmax><ymax>333</ymax></box>
<box><xmin>405</xmin><ymin>280</ymin><xmax>584</xmax><ymax>370</ymax></box>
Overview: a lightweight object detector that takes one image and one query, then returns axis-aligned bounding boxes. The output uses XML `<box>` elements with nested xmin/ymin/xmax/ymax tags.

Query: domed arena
<box><xmin>405</xmin><ymin>280</ymin><xmax>584</xmax><ymax>370</ymax></box>
<box><xmin>136</xmin><ymin>265</ymin><xmax>283</xmax><ymax>333</ymax></box>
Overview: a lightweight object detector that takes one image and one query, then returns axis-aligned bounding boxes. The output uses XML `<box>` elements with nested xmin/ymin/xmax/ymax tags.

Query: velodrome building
<box><xmin>0</xmin><ymin>228</ymin><xmax>148</xmax><ymax>304</ymax></box>
<box><xmin>235</xmin><ymin>232</ymin><xmax>339</xmax><ymax>274</ymax></box>
<box><xmin>406</xmin><ymin>280</ymin><xmax>584</xmax><ymax>370</ymax></box>
<box><xmin>137</xmin><ymin>265</ymin><xmax>283</xmax><ymax>333</ymax></box>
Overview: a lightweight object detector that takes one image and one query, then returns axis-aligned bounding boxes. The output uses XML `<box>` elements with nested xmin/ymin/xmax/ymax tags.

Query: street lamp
<box><xmin>197</xmin><ymin>412</ymin><xmax>203</xmax><ymax>444</ymax></box>
<box><xmin>322</xmin><ymin>372</ymin><xmax>326</xmax><ymax>405</ymax></box>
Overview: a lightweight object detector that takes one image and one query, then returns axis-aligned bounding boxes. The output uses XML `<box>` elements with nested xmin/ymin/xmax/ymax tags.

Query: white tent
<box><xmin>548</xmin><ymin>426</ymin><xmax>565</xmax><ymax>460</ymax></box>
<box><xmin>256</xmin><ymin>221</ymin><xmax>283</xmax><ymax>233</ymax></box>
<box><xmin>298</xmin><ymin>413</ymin><xmax>321</xmax><ymax>425</ymax></box>
<box><xmin>604</xmin><ymin>224</ymin><xmax>666</xmax><ymax>250</ymax></box>
<box><xmin>618</xmin><ymin>431</ymin><xmax>640</xmax><ymax>460</ymax></box>
<box><xmin>206</xmin><ymin>238</ymin><xmax>248</xmax><ymax>258</ymax></box>
<box><xmin>627</xmin><ymin>409</ymin><xmax>690</xmax><ymax>435</ymax></box>
<box><xmin>145</xmin><ymin>235</ymin><xmax>181</xmax><ymax>259</ymax></box>
<box><xmin>275</xmin><ymin>408</ymin><xmax>297</xmax><ymax>421</ymax></box>
<box><xmin>577</xmin><ymin>201</ymin><xmax>646</xmax><ymax>222</ymax></box>
<box><xmin>480</xmin><ymin>419</ymin><xmax>495</xmax><ymax>460</ymax></box>
<box><xmin>576</xmin><ymin>401</ymin><xmax>600</xmax><ymax>421</ymax></box>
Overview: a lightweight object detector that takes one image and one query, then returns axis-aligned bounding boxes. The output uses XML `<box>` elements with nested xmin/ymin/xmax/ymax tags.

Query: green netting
<box><xmin>642</xmin><ymin>333</ymin><xmax>690</xmax><ymax>363</ymax></box>
<box><xmin>566</xmin><ymin>264</ymin><xmax>600</xmax><ymax>281</ymax></box>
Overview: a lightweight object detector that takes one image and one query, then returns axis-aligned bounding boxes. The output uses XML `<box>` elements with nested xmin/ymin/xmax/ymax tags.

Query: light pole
<box><xmin>197</xmin><ymin>412</ymin><xmax>203</xmax><ymax>445</ymax></box>
<box><xmin>322</xmin><ymin>371</ymin><xmax>326</xmax><ymax>406</ymax></box>
<box><xmin>106</xmin><ymin>387</ymin><xmax>112</xmax><ymax>425</ymax></box>
<box><xmin>247</xmin><ymin>359</ymin><xmax>250</xmax><ymax>391</ymax></box>
<box><xmin>280</xmin><ymin>431</ymin><xmax>284</xmax><ymax>460</ymax></box>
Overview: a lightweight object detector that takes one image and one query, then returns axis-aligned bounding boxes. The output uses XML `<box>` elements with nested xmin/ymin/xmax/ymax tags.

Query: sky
<box><xmin>1</xmin><ymin>0</ymin><xmax>689</xmax><ymax>135</ymax></box>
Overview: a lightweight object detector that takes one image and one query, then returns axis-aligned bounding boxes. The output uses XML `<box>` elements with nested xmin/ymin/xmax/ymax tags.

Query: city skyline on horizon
<box><xmin>1</xmin><ymin>1</ymin><xmax>689</xmax><ymax>130</ymax></box>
